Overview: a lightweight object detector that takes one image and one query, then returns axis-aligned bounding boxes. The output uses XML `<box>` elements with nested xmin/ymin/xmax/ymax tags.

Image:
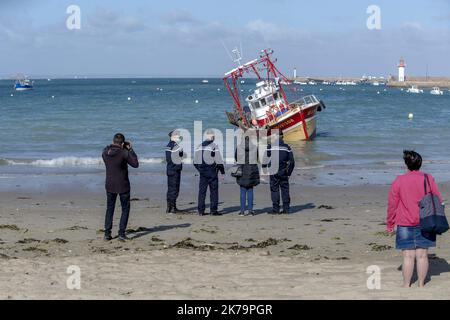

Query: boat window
<box><xmin>273</xmin><ymin>92</ymin><xmax>279</xmax><ymax>100</ymax></box>
<box><xmin>251</xmin><ymin>101</ymin><xmax>261</xmax><ymax>109</ymax></box>
<box><xmin>266</xmin><ymin>96</ymin><xmax>274</xmax><ymax>105</ymax></box>
<box><xmin>260</xmin><ymin>99</ymin><xmax>266</xmax><ymax>107</ymax></box>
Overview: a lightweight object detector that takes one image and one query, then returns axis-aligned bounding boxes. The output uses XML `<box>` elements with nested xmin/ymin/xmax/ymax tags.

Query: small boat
<box><xmin>430</xmin><ymin>87</ymin><xmax>443</xmax><ymax>95</ymax></box>
<box><xmin>308</xmin><ymin>81</ymin><xmax>317</xmax><ymax>85</ymax></box>
<box><xmin>372</xmin><ymin>81</ymin><xmax>380</xmax><ymax>86</ymax></box>
<box><xmin>406</xmin><ymin>85</ymin><xmax>423</xmax><ymax>94</ymax></box>
<box><xmin>201</xmin><ymin>79</ymin><xmax>209</xmax><ymax>84</ymax></box>
<box><xmin>223</xmin><ymin>49</ymin><xmax>326</xmax><ymax>142</ymax></box>
<box><xmin>14</xmin><ymin>78</ymin><xmax>34</xmax><ymax>91</ymax></box>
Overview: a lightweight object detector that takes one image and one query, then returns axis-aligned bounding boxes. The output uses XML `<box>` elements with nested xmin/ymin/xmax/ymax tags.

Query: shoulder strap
<box><xmin>424</xmin><ymin>174</ymin><xmax>432</xmax><ymax>195</ymax></box>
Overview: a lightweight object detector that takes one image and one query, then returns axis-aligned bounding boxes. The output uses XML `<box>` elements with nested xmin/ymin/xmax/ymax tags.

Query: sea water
<box><xmin>1</xmin><ymin>78</ymin><xmax>450</xmax><ymax>189</ymax></box>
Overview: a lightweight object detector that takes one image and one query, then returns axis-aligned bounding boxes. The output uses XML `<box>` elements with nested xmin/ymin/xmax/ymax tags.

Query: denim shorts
<box><xmin>396</xmin><ymin>225</ymin><xmax>436</xmax><ymax>250</ymax></box>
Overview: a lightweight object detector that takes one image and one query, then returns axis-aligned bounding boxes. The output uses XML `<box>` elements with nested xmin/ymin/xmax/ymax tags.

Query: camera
<box><xmin>123</xmin><ymin>141</ymin><xmax>131</xmax><ymax>150</ymax></box>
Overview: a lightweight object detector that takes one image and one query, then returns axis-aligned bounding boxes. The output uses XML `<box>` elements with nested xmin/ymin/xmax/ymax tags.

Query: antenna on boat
<box><xmin>221</xmin><ymin>40</ymin><xmax>244</xmax><ymax>68</ymax></box>
<box><xmin>231</xmin><ymin>47</ymin><xmax>243</xmax><ymax>67</ymax></box>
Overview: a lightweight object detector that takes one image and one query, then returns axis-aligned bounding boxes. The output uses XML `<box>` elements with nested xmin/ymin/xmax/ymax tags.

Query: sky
<box><xmin>0</xmin><ymin>0</ymin><xmax>449</xmax><ymax>78</ymax></box>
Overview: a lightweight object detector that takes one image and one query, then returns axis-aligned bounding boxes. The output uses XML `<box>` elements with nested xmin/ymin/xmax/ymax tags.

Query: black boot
<box><xmin>173</xmin><ymin>201</ymin><xmax>183</xmax><ymax>213</ymax></box>
<box><xmin>166</xmin><ymin>201</ymin><xmax>173</xmax><ymax>214</ymax></box>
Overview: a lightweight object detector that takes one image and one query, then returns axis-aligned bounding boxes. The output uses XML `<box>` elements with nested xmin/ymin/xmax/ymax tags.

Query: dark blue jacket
<box><xmin>262</xmin><ymin>139</ymin><xmax>295</xmax><ymax>178</ymax></box>
<box><xmin>165</xmin><ymin>141</ymin><xmax>183</xmax><ymax>175</ymax></box>
<box><xmin>194</xmin><ymin>140</ymin><xmax>225</xmax><ymax>178</ymax></box>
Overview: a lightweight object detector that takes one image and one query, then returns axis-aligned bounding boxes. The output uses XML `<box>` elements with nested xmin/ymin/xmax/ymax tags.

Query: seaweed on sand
<box><xmin>171</xmin><ymin>238</ymin><xmax>215</xmax><ymax>251</ymax></box>
<box><xmin>22</xmin><ymin>247</ymin><xmax>48</xmax><ymax>253</ymax></box>
<box><xmin>288</xmin><ymin>244</ymin><xmax>312</xmax><ymax>251</ymax></box>
<box><xmin>249</xmin><ymin>238</ymin><xmax>290</xmax><ymax>249</ymax></box>
<box><xmin>17</xmin><ymin>238</ymin><xmax>40</xmax><ymax>244</ymax></box>
<box><xmin>0</xmin><ymin>225</ymin><xmax>20</xmax><ymax>231</ymax></box>
<box><xmin>369</xmin><ymin>243</ymin><xmax>392</xmax><ymax>251</ymax></box>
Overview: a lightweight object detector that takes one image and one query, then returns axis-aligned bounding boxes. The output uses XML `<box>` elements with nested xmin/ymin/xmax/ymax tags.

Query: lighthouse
<box><xmin>398</xmin><ymin>58</ymin><xmax>406</xmax><ymax>82</ymax></box>
<box><xmin>293</xmin><ymin>67</ymin><xmax>297</xmax><ymax>79</ymax></box>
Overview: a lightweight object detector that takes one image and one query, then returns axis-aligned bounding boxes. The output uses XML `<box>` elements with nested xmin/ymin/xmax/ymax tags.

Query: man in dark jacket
<box><xmin>165</xmin><ymin>130</ymin><xmax>184</xmax><ymax>213</ymax></box>
<box><xmin>263</xmin><ymin>130</ymin><xmax>295</xmax><ymax>214</ymax></box>
<box><xmin>102</xmin><ymin>133</ymin><xmax>139</xmax><ymax>241</ymax></box>
<box><xmin>194</xmin><ymin>130</ymin><xmax>225</xmax><ymax>216</ymax></box>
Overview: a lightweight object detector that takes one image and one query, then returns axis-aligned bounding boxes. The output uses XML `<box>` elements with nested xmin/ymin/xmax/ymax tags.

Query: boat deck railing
<box><xmin>290</xmin><ymin>95</ymin><xmax>319</xmax><ymax>109</ymax></box>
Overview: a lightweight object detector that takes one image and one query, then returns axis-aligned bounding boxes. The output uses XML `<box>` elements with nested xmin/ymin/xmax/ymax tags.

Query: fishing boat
<box><xmin>14</xmin><ymin>78</ymin><xmax>34</xmax><ymax>91</ymax></box>
<box><xmin>223</xmin><ymin>49</ymin><xmax>326</xmax><ymax>141</ymax></box>
<box><xmin>430</xmin><ymin>87</ymin><xmax>443</xmax><ymax>95</ymax></box>
<box><xmin>201</xmin><ymin>79</ymin><xmax>209</xmax><ymax>84</ymax></box>
<box><xmin>406</xmin><ymin>85</ymin><xmax>423</xmax><ymax>94</ymax></box>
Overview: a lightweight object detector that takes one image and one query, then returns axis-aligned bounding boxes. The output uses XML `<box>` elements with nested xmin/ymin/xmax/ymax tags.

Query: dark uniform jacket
<box><xmin>165</xmin><ymin>141</ymin><xmax>183</xmax><ymax>175</ymax></box>
<box><xmin>194</xmin><ymin>140</ymin><xmax>225</xmax><ymax>178</ymax></box>
<box><xmin>102</xmin><ymin>144</ymin><xmax>139</xmax><ymax>194</ymax></box>
<box><xmin>262</xmin><ymin>139</ymin><xmax>295</xmax><ymax>178</ymax></box>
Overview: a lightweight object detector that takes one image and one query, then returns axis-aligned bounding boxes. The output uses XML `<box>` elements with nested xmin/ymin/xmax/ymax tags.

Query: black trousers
<box><xmin>167</xmin><ymin>171</ymin><xmax>181</xmax><ymax>203</ymax></box>
<box><xmin>198</xmin><ymin>175</ymin><xmax>219</xmax><ymax>213</ymax></box>
<box><xmin>105</xmin><ymin>191</ymin><xmax>130</xmax><ymax>237</ymax></box>
<box><xmin>270</xmin><ymin>175</ymin><xmax>290</xmax><ymax>211</ymax></box>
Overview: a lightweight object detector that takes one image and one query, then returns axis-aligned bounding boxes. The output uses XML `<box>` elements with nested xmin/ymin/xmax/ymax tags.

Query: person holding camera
<box><xmin>102</xmin><ymin>133</ymin><xmax>139</xmax><ymax>241</ymax></box>
<box><xmin>262</xmin><ymin>130</ymin><xmax>295</xmax><ymax>214</ymax></box>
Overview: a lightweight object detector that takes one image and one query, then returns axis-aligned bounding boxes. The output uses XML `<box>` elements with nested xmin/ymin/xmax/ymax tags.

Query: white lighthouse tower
<box><xmin>293</xmin><ymin>67</ymin><xmax>297</xmax><ymax>79</ymax></box>
<box><xmin>398</xmin><ymin>58</ymin><xmax>406</xmax><ymax>82</ymax></box>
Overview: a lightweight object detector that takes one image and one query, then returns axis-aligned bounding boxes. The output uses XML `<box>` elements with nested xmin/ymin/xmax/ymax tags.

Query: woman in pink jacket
<box><xmin>387</xmin><ymin>150</ymin><xmax>443</xmax><ymax>288</ymax></box>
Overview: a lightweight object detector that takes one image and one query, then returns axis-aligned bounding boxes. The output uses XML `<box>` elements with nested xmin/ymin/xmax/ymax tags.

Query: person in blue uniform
<box><xmin>263</xmin><ymin>130</ymin><xmax>295</xmax><ymax>214</ymax></box>
<box><xmin>194</xmin><ymin>130</ymin><xmax>225</xmax><ymax>216</ymax></box>
<box><xmin>165</xmin><ymin>130</ymin><xmax>184</xmax><ymax>213</ymax></box>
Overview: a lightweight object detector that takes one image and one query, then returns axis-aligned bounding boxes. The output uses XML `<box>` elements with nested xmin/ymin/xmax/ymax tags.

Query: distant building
<box><xmin>398</xmin><ymin>58</ymin><xmax>406</xmax><ymax>82</ymax></box>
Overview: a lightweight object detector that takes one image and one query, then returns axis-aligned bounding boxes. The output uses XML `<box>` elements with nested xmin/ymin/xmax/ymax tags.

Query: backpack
<box><xmin>419</xmin><ymin>174</ymin><xmax>449</xmax><ymax>235</ymax></box>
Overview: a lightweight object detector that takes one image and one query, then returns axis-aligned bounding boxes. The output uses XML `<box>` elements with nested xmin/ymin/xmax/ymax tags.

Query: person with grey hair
<box><xmin>165</xmin><ymin>130</ymin><xmax>184</xmax><ymax>213</ymax></box>
<box><xmin>194</xmin><ymin>129</ymin><xmax>225</xmax><ymax>215</ymax></box>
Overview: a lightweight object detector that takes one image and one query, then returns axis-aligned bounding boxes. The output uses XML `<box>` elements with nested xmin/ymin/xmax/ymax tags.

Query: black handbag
<box><xmin>230</xmin><ymin>164</ymin><xmax>243</xmax><ymax>178</ymax></box>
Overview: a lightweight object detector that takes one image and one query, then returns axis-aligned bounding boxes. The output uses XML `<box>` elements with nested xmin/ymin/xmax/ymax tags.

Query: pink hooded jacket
<box><xmin>387</xmin><ymin>170</ymin><xmax>442</xmax><ymax>232</ymax></box>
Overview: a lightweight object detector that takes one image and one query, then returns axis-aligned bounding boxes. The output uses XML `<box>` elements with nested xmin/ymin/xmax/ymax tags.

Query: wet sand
<box><xmin>1</xmin><ymin>179</ymin><xmax>450</xmax><ymax>299</ymax></box>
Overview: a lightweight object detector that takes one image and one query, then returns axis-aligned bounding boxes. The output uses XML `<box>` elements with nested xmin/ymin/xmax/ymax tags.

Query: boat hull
<box><xmin>268</xmin><ymin>104</ymin><xmax>318</xmax><ymax>141</ymax></box>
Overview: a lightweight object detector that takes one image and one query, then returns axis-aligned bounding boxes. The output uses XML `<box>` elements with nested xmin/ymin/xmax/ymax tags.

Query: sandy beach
<box><xmin>1</xmin><ymin>174</ymin><xmax>450</xmax><ymax>300</ymax></box>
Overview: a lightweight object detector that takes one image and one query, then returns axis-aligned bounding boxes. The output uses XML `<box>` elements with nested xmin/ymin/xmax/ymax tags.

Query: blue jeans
<box><xmin>105</xmin><ymin>191</ymin><xmax>130</xmax><ymax>237</ymax></box>
<box><xmin>240</xmin><ymin>186</ymin><xmax>254</xmax><ymax>212</ymax></box>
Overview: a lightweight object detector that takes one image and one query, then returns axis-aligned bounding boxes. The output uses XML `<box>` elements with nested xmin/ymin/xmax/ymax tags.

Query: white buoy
<box><xmin>377</xmin><ymin>91</ymin><xmax>380</xmax><ymax>94</ymax></box>
<box><xmin>51</xmin><ymin>95</ymin><xmax>55</xmax><ymax>99</ymax></box>
<box><xmin>195</xmin><ymin>100</ymin><xmax>199</xmax><ymax>104</ymax></box>
<box><xmin>10</xmin><ymin>94</ymin><xmax>14</xmax><ymax>97</ymax></box>
<box><xmin>408</xmin><ymin>113</ymin><xmax>414</xmax><ymax>120</ymax></box>
<box><xmin>190</xmin><ymin>88</ymin><xmax>194</xmax><ymax>91</ymax></box>
<box><xmin>217</xmin><ymin>88</ymin><xmax>221</xmax><ymax>91</ymax></box>
<box><xmin>127</xmin><ymin>97</ymin><xmax>132</xmax><ymax>101</ymax></box>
